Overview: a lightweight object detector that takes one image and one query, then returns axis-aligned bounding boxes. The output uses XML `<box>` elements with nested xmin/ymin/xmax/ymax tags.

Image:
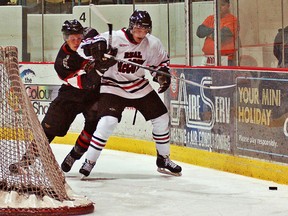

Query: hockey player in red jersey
<box><xmin>79</xmin><ymin>10</ymin><xmax>182</xmax><ymax>177</ymax></box>
<box><xmin>41</xmin><ymin>19</ymin><xmax>103</xmax><ymax>173</ymax></box>
<box><xmin>9</xmin><ymin>19</ymin><xmax>106</xmax><ymax>174</ymax></box>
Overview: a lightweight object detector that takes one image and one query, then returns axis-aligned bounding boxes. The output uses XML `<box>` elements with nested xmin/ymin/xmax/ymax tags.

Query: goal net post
<box><xmin>0</xmin><ymin>46</ymin><xmax>94</xmax><ymax>215</ymax></box>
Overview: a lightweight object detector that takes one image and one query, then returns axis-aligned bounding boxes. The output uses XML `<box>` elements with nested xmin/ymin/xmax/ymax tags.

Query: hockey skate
<box><xmin>156</xmin><ymin>154</ymin><xmax>182</xmax><ymax>176</ymax></box>
<box><xmin>79</xmin><ymin>159</ymin><xmax>96</xmax><ymax>178</ymax></box>
<box><xmin>61</xmin><ymin>146</ymin><xmax>86</xmax><ymax>172</ymax></box>
<box><xmin>61</xmin><ymin>153</ymin><xmax>77</xmax><ymax>173</ymax></box>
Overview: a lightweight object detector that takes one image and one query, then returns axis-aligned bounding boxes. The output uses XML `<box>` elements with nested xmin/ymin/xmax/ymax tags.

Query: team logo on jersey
<box><xmin>124</xmin><ymin>51</ymin><xmax>142</xmax><ymax>59</ymax></box>
<box><xmin>118</xmin><ymin>52</ymin><xmax>145</xmax><ymax>74</ymax></box>
<box><xmin>63</xmin><ymin>55</ymin><xmax>70</xmax><ymax>69</ymax></box>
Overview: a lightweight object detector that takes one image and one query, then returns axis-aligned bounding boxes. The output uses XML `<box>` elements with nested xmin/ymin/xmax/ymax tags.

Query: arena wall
<box><xmin>2</xmin><ymin>0</ymin><xmax>287</xmax><ymax>185</ymax></box>
<box><xmin>19</xmin><ymin>63</ymin><xmax>288</xmax><ymax>185</ymax></box>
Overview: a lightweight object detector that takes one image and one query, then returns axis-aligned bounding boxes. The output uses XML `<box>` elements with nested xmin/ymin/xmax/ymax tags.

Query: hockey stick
<box><xmin>104</xmin><ymin>54</ymin><xmax>236</xmax><ymax>90</ymax></box>
<box><xmin>89</xmin><ymin>4</ymin><xmax>113</xmax><ymax>48</ymax></box>
<box><xmin>89</xmin><ymin>4</ymin><xmax>111</xmax><ymax>24</ymax></box>
<box><xmin>108</xmin><ymin>23</ymin><xmax>113</xmax><ymax>49</ymax></box>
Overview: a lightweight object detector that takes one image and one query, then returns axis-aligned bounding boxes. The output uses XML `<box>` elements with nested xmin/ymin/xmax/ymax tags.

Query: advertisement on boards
<box><xmin>167</xmin><ymin>67</ymin><xmax>288</xmax><ymax>163</ymax></box>
<box><xmin>235</xmin><ymin>74</ymin><xmax>288</xmax><ymax>162</ymax></box>
<box><xmin>167</xmin><ymin>68</ymin><xmax>234</xmax><ymax>153</ymax></box>
<box><xmin>19</xmin><ymin>64</ymin><xmax>61</xmax><ymax>121</ymax></box>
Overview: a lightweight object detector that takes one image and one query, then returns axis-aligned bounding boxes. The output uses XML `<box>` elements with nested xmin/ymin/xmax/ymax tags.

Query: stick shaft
<box><xmin>89</xmin><ymin>4</ymin><xmax>111</xmax><ymax>24</ymax></box>
<box><xmin>104</xmin><ymin>54</ymin><xmax>236</xmax><ymax>89</ymax></box>
<box><xmin>108</xmin><ymin>23</ymin><xmax>113</xmax><ymax>49</ymax></box>
<box><xmin>89</xmin><ymin>5</ymin><xmax>113</xmax><ymax>50</ymax></box>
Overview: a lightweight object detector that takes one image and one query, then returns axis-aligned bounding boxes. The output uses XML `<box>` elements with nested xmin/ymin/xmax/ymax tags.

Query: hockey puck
<box><xmin>269</xmin><ymin>186</ymin><xmax>278</xmax><ymax>190</ymax></box>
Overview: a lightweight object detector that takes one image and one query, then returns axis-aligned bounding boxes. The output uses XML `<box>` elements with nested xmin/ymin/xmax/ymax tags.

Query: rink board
<box><xmin>18</xmin><ymin>63</ymin><xmax>288</xmax><ymax>185</ymax></box>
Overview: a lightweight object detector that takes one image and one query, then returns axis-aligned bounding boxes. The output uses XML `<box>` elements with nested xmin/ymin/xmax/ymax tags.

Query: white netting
<box><xmin>0</xmin><ymin>46</ymin><xmax>94</xmax><ymax>215</ymax></box>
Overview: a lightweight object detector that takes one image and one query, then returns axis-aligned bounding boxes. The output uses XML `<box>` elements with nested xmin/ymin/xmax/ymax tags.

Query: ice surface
<box><xmin>52</xmin><ymin>144</ymin><xmax>288</xmax><ymax>216</ymax></box>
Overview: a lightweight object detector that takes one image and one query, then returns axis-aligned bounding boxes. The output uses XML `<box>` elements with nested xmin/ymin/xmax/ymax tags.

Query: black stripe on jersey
<box><xmin>102</xmin><ymin>76</ymin><xmax>142</xmax><ymax>84</ymax></box>
<box><xmin>161</xmin><ymin>59</ymin><xmax>170</xmax><ymax>65</ymax></box>
<box><xmin>102</xmin><ymin>76</ymin><xmax>150</xmax><ymax>93</ymax></box>
<box><xmin>150</xmin><ymin>60</ymin><xmax>170</xmax><ymax>69</ymax></box>
<box><xmin>130</xmin><ymin>81</ymin><xmax>150</xmax><ymax>93</ymax></box>
<box><xmin>101</xmin><ymin>81</ymin><xmax>150</xmax><ymax>93</ymax></box>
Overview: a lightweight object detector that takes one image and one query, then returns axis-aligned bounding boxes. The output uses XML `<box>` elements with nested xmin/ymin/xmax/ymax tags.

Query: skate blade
<box><xmin>80</xmin><ymin>174</ymin><xmax>88</xmax><ymax>180</ymax></box>
<box><xmin>157</xmin><ymin>168</ymin><xmax>182</xmax><ymax>177</ymax></box>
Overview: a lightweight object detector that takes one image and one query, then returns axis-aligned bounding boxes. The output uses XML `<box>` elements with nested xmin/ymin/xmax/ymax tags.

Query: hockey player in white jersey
<box><xmin>79</xmin><ymin>9</ymin><xmax>182</xmax><ymax>176</ymax></box>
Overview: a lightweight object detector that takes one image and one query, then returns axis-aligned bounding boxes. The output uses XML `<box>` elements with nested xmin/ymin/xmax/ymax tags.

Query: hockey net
<box><xmin>0</xmin><ymin>46</ymin><xmax>94</xmax><ymax>215</ymax></box>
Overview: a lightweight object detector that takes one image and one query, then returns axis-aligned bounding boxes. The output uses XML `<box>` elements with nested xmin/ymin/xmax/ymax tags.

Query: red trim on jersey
<box><xmin>62</xmin><ymin>43</ymin><xmax>73</xmax><ymax>55</ymax></box>
<box><xmin>81</xmin><ymin>59</ymin><xmax>90</xmax><ymax>68</ymax></box>
<box><xmin>121</xmin><ymin>79</ymin><xmax>146</xmax><ymax>90</ymax></box>
<box><xmin>122</xmin><ymin>28</ymin><xmax>138</xmax><ymax>45</ymax></box>
<box><xmin>77</xmin><ymin>75</ymin><xmax>83</xmax><ymax>89</ymax></box>
<box><xmin>63</xmin><ymin>73</ymin><xmax>76</xmax><ymax>82</ymax></box>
